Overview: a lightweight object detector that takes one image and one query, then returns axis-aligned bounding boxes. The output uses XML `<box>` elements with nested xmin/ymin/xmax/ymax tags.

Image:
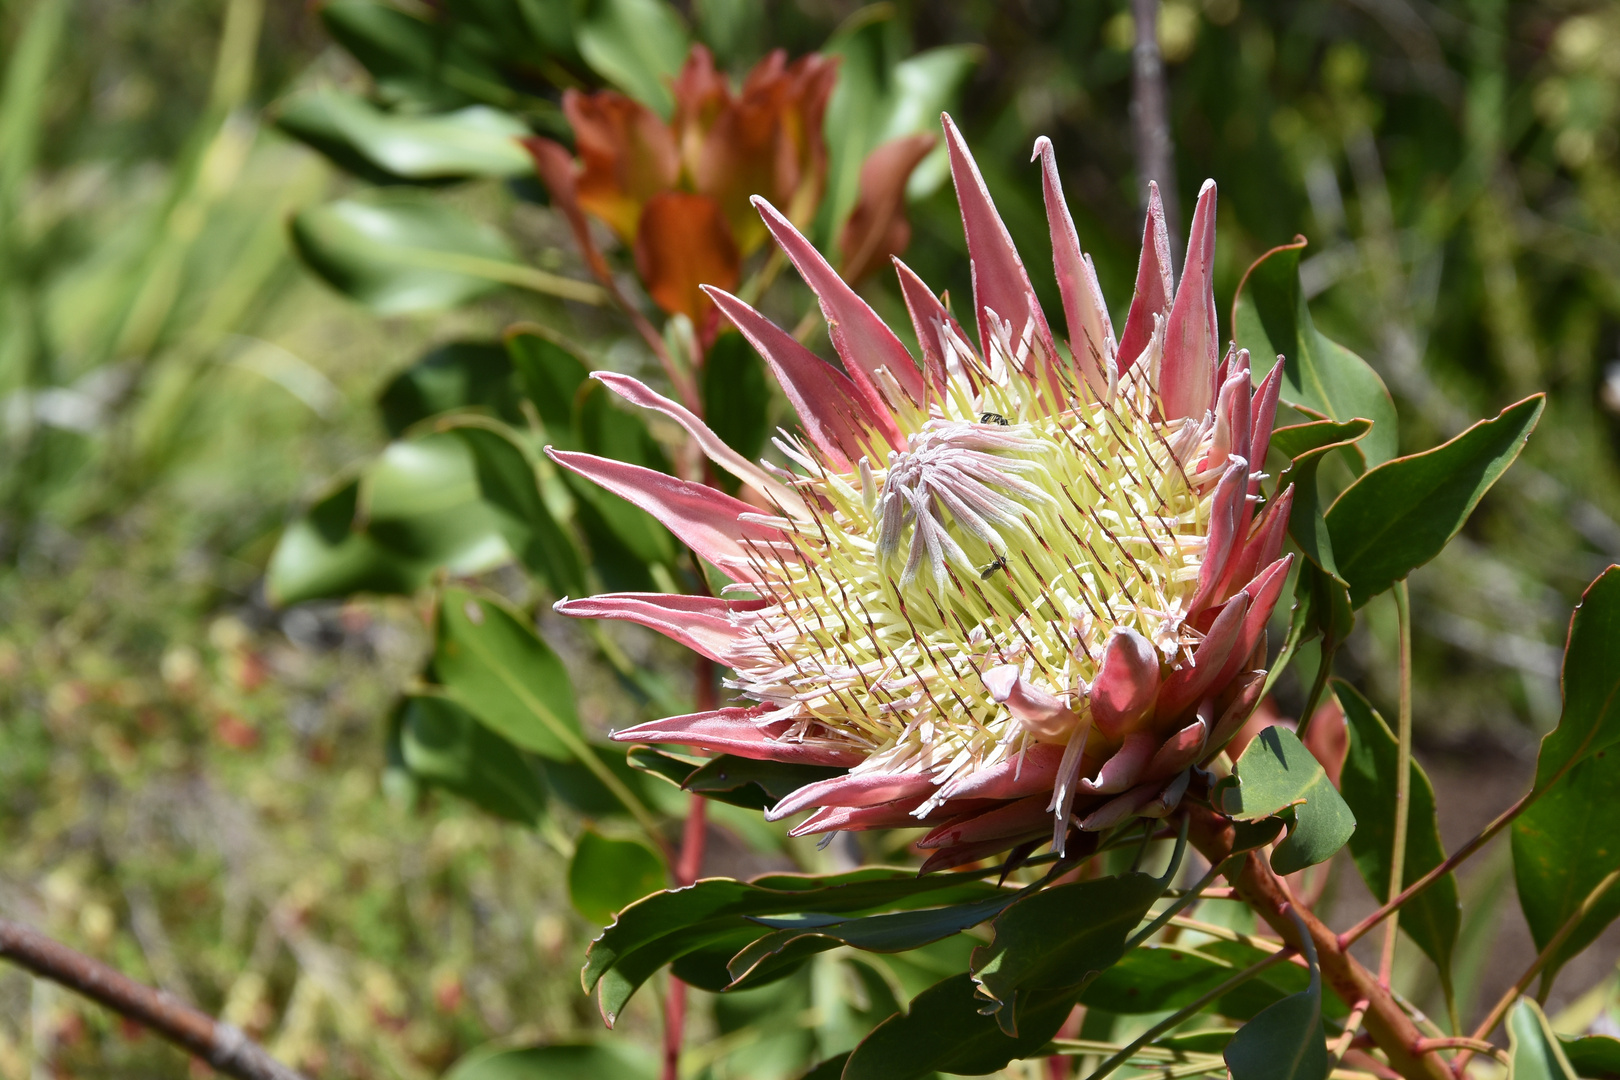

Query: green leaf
<box><xmin>728</xmin><ymin>891</ymin><xmax>1021</xmax><ymax>990</ymax></box>
<box><xmin>1511</xmin><ymin>568</ymin><xmax>1620</xmax><ymax>989</ymax></box>
<box><xmin>398</xmin><ymin>695</ymin><xmax>546</xmax><ymax>825</ymax></box>
<box><xmin>681</xmin><ymin>755</ymin><xmax>846</xmax><ymax>811</ymax></box>
<box><xmin>377</xmin><ymin>340</ymin><xmax>524</xmax><ymax>437</ymax></box>
<box><xmin>443</xmin><ymin>1041</ymin><xmax>657</xmax><ymax>1080</ymax></box>
<box><xmin>432</xmin><ymin>586</ymin><xmax>582</xmax><ymax>760</ymax></box>
<box><xmin>266</xmin><ymin>434</ymin><xmax>515</xmax><ymax>605</ymax></box>
<box><xmin>438</xmin><ymin>421</ymin><xmax>586</xmax><ymax>597</ymax></box>
<box><xmin>1223</xmin><ymin>976</ymin><xmax>1328</xmax><ymax>1080</ymax></box>
<box><xmin>1559</xmin><ymin>1034</ymin><xmax>1620</xmax><ymax>1079</ymax></box>
<box><xmin>1334</xmin><ymin>681</ymin><xmax>1458</xmax><ymax>988</ymax></box>
<box><xmin>1079</xmin><ymin>944</ymin><xmax>1296</xmax><ymax>1020</ymax></box>
<box><xmin>1220</xmin><ymin>726</ymin><xmax>1356</xmax><ymax>876</ymax></box>
<box><xmin>267</xmin><ymin>479</ymin><xmax>428</xmax><ymax>604</ymax></box>
<box><xmin>841</xmin><ymin>972</ymin><xmax>1077</xmax><ymax>1080</ymax></box>
<box><xmin>1271</xmin><ymin>419</ymin><xmax>1372</xmax><ymax>581</ymax></box>
<box><xmin>290</xmin><ymin>194</ymin><xmax>516</xmax><ymax>315</ymax></box>
<box><xmin>1519</xmin><ymin>566</ymin><xmax>1620</xmax><ymax>786</ymax></box>
<box><xmin>363</xmin><ymin>435</ymin><xmax>513</xmax><ymax>568</ymax></box>
<box><xmin>539</xmin><ymin>746</ymin><xmax>662</xmax><ymax>819</ymax></box>
<box><xmin>701</xmin><ymin>333</ymin><xmax>771</xmax><ymax>493</ymax></box>
<box><xmin>319</xmin><ymin>0</ymin><xmax>528</xmax><ymax>113</ymax></box>
<box><xmin>567</xmin><ymin>380</ymin><xmax>678</xmax><ymax>585</ymax></box>
<box><xmin>1324</xmin><ymin>394</ymin><xmax>1544</xmax><ymax>608</ymax></box>
<box><xmin>1234</xmin><ymin>242</ymin><xmax>1397</xmax><ymax>467</ymax></box>
<box><xmin>625</xmin><ymin>745</ymin><xmax>702</xmax><ymax>788</ymax></box>
<box><xmin>583</xmin><ymin>867</ymin><xmax>1004</xmax><ymax>1026</ymax></box>
<box><xmin>274</xmin><ymin>90</ymin><xmax>532</xmax><ymax>179</ymax></box>
<box><xmin>568</xmin><ymin>829</ymin><xmax>667</xmax><ymax>926</ymax></box>
<box><xmin>1508</xmin><ymin>999</ymin><xmax>1579</xmax><ymax>1080</ymax></box>
<box><xmin>507</xmin><ymin>326</ymin><xmax>589</xmax><ymax>434</ymax></box>
<box><xmin>818</xmin><ymin>9</ymin><xmax>979</xmax><ymax>244</ymax></box>
<box><xmin>574</xmin><ymin>0</ymin><xmax>688</xmax><ymax>117</ymax></box>
<box><xmin>970</xmin><ymin>872</ymin><xmax>1163</xmax><ymax>1032</ymax></box>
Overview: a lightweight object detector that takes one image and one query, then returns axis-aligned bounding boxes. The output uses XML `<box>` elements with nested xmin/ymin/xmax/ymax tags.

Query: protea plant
<box><xmin>550</xmin><ymin>115</ymin><xmax>1293</xmax><ymax>870</ymax></box>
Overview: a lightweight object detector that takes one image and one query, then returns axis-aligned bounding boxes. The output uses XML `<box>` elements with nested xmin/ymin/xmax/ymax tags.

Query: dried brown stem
<box><xmin>0</xmin><ymin>917</ymin><xmax>307</xmax><ymax>1080</ymax></box>
<box><xmin>1187</xmin><ymin>808</ymin><xmax>1451</xmax><ymax>1080</ymax></box>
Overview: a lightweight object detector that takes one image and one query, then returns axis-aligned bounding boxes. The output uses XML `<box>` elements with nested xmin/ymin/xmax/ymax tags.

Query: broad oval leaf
<box><xmin>1234</xmin><ymin>240</ymin><xmax>1397</xmax><ymax>467</ymax></box>
<box><xmin>1508</xmin><ymin>998</ymin><xmax>1579</xmax><ymax>1080</ymax></box>
<box><xmin>398</xmin><ymin>695</ymin><xmax>546</xmax><ymax>825</ymax></box>
<box><xmin>267</xmin><ymin>479</ymin><xmax>429</xmax><ymax>605</ymax></box>
<box><xmin>276</xmin><ymin>90</ymin><xmax>532</xmax><ymax>179</ymax></box>
<box><xmin>1324</xmin><ymin>394</ymin><xmax>1544</xmax><ymax>608</ymax></box>
<box><xmin>1219</xmin><ymin>726</ymin><xmax>1356</xmax><ymax>876</ymax></box>
<box><xmin>1223</xmin><ymin>979</ymin><xmax>1328</xmax><ymax>1080</ymax></box>
<box><xmin>438</xmin><ymin>420</ymin><xmax>586</xmax><ymax>597</ymax></box>
<box><xmin>506</xmin><ymin>325</ymin><xmax>589</xmax><ymax>434</ymax></box>
<box><xmin>290</xmin><ymin>193</ymin><xmax>518</xmax><ymax>315</ymax></box>
<box><xmin>1080</xmin><ymin>944</ymin><xmax>1301</xmax><ymax>1021</ymax></box>
<box><xmin>1334</xmin><ymin>680</ymin><xmax>1459</xmax><ymax>991</ymax></box>
<box><xmin>433</xmin><ymin>586</ymin><xmax>582</xmax><ymax>761</ymax></box>
<box><xmin>568</xmin><ymin>829</ymin><xmax>667</xmax><ymax>926</ymax></box>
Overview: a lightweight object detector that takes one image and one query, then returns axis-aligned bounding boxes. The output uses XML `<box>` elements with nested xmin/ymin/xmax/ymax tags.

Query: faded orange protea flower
<box><xmin>550</xmin><ymin>117</ymin><xmax>1294</xmax><ymax>870</ymax></box>
<box><xmin>525</xmin><ymin>45</ymin><xmax>835</xmax><ymax>326</ymax></box>
<box><xmin>526</xmin><ymin>45</ymin><xmax>935</xmax><ymax>330</ymax></box>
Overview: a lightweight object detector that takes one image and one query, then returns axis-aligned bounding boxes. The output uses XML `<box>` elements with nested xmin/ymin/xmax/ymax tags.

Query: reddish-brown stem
<box><xmin>0</xmin><ymin>918</ymin><xmax>306</xmax><ymax>1080</ymax></box>
<box><xmin>1339</xmin><ymin>788</ymin><xmax>1534</xmax><ymax>952</ymax></box>
<box><xmin>1187</xmin><ymin>808</ymin><xmax>1451</xmax><ymax>1080</ymax></box>
<box><xmin>662</xmin><ymin>655</ymin><xmax>718</xmax><ymax>1080</ymax></box>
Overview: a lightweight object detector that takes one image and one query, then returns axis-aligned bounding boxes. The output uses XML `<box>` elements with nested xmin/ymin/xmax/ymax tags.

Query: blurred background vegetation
<box><xmin>2</xmin><ymin>0</ymin><xmax>1619</xmax><ymax>1076</ymax></box>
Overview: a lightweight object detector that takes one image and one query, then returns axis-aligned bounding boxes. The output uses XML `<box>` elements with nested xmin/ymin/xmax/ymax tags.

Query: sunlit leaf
<box><xmin>1270</xmin><ymin>418</ymin><xmax>1371</xmax><ymax>581</ymax></box>
<box><xmin>275</xmin><ymin>90</ymin><xmax>532</xmax><ymax>179</ymax></box>
<box><xmin>1508</xmin><ymin>998</ymin><xmax>1579</xmax><ymax>1080</ymax></box>
<box><xmin>575</xmin><ymin>0</ymin><xmax>688</xmax><ymax>117</ymax></box>
<box><xmin>1234</xmin><ymin>240</ymin><xmax>1397</xmax><ymax>468</ymax></box>
<box><xmin>438</xmin><ymin>420</ymin><xmax>586</xmax><ymax>597</ymax></box>
<box><xmin>433</xmin><ymin>587</ymin><xmax>582</xmax><ymax>761</ymax></box>
<box><xmin>1324</xmin><ymin>394</ymin><xmax>1544</xmax><ymax>608</ymax></box>
<box><xmin>1512</xmin><ymin>567</ymin><xmax>1620</xmax><ymax>990</ymax></box>
<box><xmin>568</xmin><ymin>829</ymin><xmax>667</xmax><ymax>925</ymax></box>
<box><xmin>1220</xmin><ymin>726</ymin><xmax>1356</xmax><ymax>875</ymax></box>
<box><xmin>290</xmin><ymin>193</ymin><xmax>521</xmax><ymax>314</ymax></box>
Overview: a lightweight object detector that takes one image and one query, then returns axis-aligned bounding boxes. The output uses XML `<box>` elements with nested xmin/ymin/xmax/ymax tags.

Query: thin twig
<box><xmin>1129</xmin><ymin>0</ymin><xmax>1181</xmax><ymax>267</ymax></box>
<box><xmin>1381</xmin><ymin>581</ymin><xmax>1414</xmax><ymax>988</ymax></box>
<box><xmin>0</xmin><ymin>918</ymin><xmax>307</xmax><ymax>1080</ymax></box>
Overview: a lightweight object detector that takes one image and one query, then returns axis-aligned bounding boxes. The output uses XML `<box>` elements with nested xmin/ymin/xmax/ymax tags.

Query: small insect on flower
<box><xmin>551</xmin><ymin>116</ymin><xmax>1293</xmax><ymax>870</ymax></box>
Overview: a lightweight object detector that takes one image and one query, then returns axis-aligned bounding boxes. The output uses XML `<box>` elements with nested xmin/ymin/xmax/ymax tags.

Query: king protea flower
<box><xmin>548</xmin><ymin>117</ymin><xmax>1293</xmax><ymax>871</ymax></box>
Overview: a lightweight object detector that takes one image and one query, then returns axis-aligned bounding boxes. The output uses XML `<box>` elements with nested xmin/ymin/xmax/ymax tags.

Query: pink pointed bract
<box><xmin>556</xmin><ymin>116</ymin><xmax>1293</xmax><ymax>869</ymax></box>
